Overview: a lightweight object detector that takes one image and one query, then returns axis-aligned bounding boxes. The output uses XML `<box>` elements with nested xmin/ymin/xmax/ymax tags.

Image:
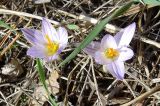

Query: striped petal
<box><xmin>83</xmin><ymin>41</ymin><xmax>100</xmax><ymax>57</ymax></box>
<box><xmin>57</xmin><ymin>27</ymin><xmax>68</xmax><ymax>45</ymax></box>
<box><xmin>114</xmin><ymin>23</ymin><xmax>136</xmax><ymax>47</ymax></box>
<box><xmin>27</xmin><ymin>46</ymin><xmax>46</xmax><ymax>58</ymax></box>
<box><xmin>42</xmin><ymin>18</ymin><xmax>59</xmax><ymax>42</ymax></box>
<box><xmin>118</xmin><ymin>47</ymin><xmax>134</xmax><ymax>61</ymax></box>
<box><xmin>21</xmin><ymin>28</ymin><xmax>45</xmax><ymax>45</ymax></box>
<box><xmin>101</xmin><ymin>34</ymin><xmax>117</xmax><ymax>51</ymax></box>
<box><xmin>44</xmin><ymin>54</ymin><xmax>59</xmax><ymax>62</ymax></box>
<box><xmin>94</xmin><ymin>51</ymin><xmax>112</xmax><ymax>64</ymax></box>
<box><xmin>105</xmin><ymin>60</ymin><xmax>125</xmax><ymax>80</ymax></box>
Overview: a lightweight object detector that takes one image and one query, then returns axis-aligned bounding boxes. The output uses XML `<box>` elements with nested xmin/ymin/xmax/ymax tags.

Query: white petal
<box><xmin>105</xmin><ymin>60</ymin><xmax>125</xmax><ymax>80</ymax></box>
<box><xmin>41</xmin><ymin>18</ymin><xmax>59</xmax><ymax>42</ymax></box>
<box><xmin>83</xmin><ymin>41</ymin><xmax>100</xmax><ymax>57</ymax></box>
<box><xmin>57</xmin><ymin>27</ymin><xmax>68</xmax><ymax>45</ymax></box>
<box><xmin>100</xmin><ymin>34</ymin><xmax>117</xmax><ymax>51</ymax></box>
<box><xmin>118</xmin><ymin>47</ymin><xmax>134</xmax><ymax>61</ymax></box>
<box><xmin>94</xmin><ymin>51</ymin><xmax>112</xmax><ymax>65</ymax></box>
<box><xmin>114</xmin><ymin>23</ymin><xmax>136</xmax><ymax>47</ymax></box>
<box><xmin>21</xmin><ymin>28</ymin><xmax>45</xmax><ymax>45</ymax></box>
<box><xmin>27</xmin><ymin>46</ymin><xmax>46</xmax><ymax>58</ymax></box>
<box><xmin>44</xmin><ymin>54</ymin><xmax>59</xmax><ymax>62</ymax></box>
<box><xmin>114</xmin><ymin>30</ymin><xmax>123</xmax><ymax>46</ymax></box>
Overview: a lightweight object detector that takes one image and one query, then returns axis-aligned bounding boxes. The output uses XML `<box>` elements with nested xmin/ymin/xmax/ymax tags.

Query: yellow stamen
<box><xmin>104</xmin><ymin>48</ymin><xmax>119</xmax><ymax>59</ymax></box>
<box><xmin>45</xmin><ymin>35</ymin><xmax>59</xmax><ymax>56</ymax></box>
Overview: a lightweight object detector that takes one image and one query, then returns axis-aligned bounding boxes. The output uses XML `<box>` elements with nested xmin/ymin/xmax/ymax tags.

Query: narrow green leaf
<box><xmin>59</xmin><ymin>1</ymin><xmax>134</xmax><ymax>67</ymax></box>
<box><xmin>36</xmin><ymin>59</ymin><xmax>47</xmax><ymax>90</ymax></box>
<box><xmin>0</xmin><ymin>20</ymin><xmax>16</xmax><ymax>34</ymax></box>
<box><xmin>134</xmin><ymin>0</ymin><xmax>160</xmax><ymax>6</ymax></box>
<box><xmin>36</xmin><ymin>59</ymin><xmax>57</xmax><ymax>106</ymax></box>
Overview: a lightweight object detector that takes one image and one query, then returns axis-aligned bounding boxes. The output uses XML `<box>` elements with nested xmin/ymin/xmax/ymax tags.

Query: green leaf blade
<box><xmin>59</xmin><ymin>1</ymin><xmax>134</xmax><ymax>67</ymax></box>
<box><xmin>0</xmin><ymin>20</ymin><xmax>17</xmax><ymax>34</ymax></box>
<box><xmin>36</xmin><ymin>59</ymin><xmax>47</xmax><ymax>90</ymax></box>
<box><xmin>36</xmin><ymin>59</ymin><xmax>57</xmax><ymax>106</ymax></box>
<box><xmin>134</xmin><ymin>0</ymin><xmax>160</xmax><ymax>6</ymax></box>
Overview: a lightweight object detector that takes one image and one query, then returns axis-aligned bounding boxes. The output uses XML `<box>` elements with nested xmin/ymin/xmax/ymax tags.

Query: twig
<box><xmin>64</xmin><ymin>57</ymin><xmax>87</xmax><ymax>105</ymax></box>
<box><xmin>56</xmin><ymin>9</ymin><xmax>160</xmax><ymax>48</ymax></box>
<box><xmin>0</xmin><ymin>98</ymin><xmax>14</xmax><ymax>106</ymax></box>
<box><xmin>91</xmin><ymin>57</ymin><xmax>103</xmax><ymax>106</ymax></box>
<box><xmin>56</xmin><ymin>9</ymin><xmax>120</xmax><ymax>33</ymax></box>
<box><xmin>0</xmin><ymin>91</ymin><xmax>9</xmax><ymax>106</ymax></box>
<box><xmin>121</xmin><ymin>86</ymin><xmax>160</xmax><ymax>106</ymax></box>
<box><xmin>71</xmin><ymin>57</ymin><xmax>90</xmax><ymax>92</ymax></box>
<box><xmin>13</xmin><ymin>64</ymin><xmax>37</xmax><ymax>105</ymax></box>
<box><xmin>77</xmin><ymin>57</ymin><xmax>91</xmax><ymax>104</ymax></box>
<box><xmin>123</xmin><ymin>79</ymin><xmax>136</xmax><ymax>98</ymax></box>
<box><xmin>140</xmin><ymin>37</ymin><xmax>160</xmax><ymax>48</ymax></box>
<box><xmin>0</xmin><ymin>34</ymin><xmax>20</xmax><ymax>57</ymax></box>
<box><xmin>125</xmin><ymin>70</ymin><xmax>160</xmax><ymax>99</ymax></box>
<box><xmin>90</xmin><ymin>0</ymin><xmax>113</xmax><ymax>15</ymax></box>
<box><xmin>0</xmin><ymin>83</ymin><xmax>41</xmax><ymax>105</ymax></box>
<box><xmin>106</xmin><ymin>79</ymin><xmax>118</xmax><ymax>91</ymax></box>
<box><xmin>1</xmin><ymin>8</ymin><xmax>159</xmax><ymax>48</ymax></box>
<box><xmin>0</xmin><ymin>9</ymin><xmax>59</xmax><ymax>25</ymax></box>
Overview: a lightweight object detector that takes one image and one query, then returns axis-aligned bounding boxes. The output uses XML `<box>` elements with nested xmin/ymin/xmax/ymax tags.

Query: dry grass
<box><xmin>0</xmin><ymin>0</ymin><xmax>160</xmax><ymax>106</ymax></box>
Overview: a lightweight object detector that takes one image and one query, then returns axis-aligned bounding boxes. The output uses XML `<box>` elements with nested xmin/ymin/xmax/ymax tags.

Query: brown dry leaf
<box><xmin>31</xmin><ymin>85</ymin><xmax>48</xmax><ymax>106</ymax></box>
<box><xmin>1</xmin><ymin>58</ymin><xmax>23</xmax><ymax>77</ymax></box>
<box><xmin>31</xmin><ymin>70</ymin><xmax>59</xmax><ymax>106</ymax></box>
<box><xmin>46</xmin><ymin>70</ymin><xmax>60</xmax><ymax>94</ymax></box>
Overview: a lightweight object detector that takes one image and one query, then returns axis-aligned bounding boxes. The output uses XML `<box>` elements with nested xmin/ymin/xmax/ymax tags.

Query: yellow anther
<box><xmin>46</xmin><ymin>34</ymin><xmax>52</xmax><ymax>44</ymax></box>
<box><xmin>45</xmin><ymin>35</ymin><xmax>59</xmax><ymax>56</ymax></box>
<box><xmin>104</xmin><ymin>48</ymin><xmax>119</xmax><ymax>59</ymax></box>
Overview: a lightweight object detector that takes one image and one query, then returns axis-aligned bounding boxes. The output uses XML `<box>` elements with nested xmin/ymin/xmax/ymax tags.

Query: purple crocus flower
<box><xmin>84</xmin><ymin>23</ymin><xmax>136</xmax><ymax>80</ymax></box>
<box><xmin>21</xmin><ymin>18</ymin><xmax>68</xmax><ymax>61</ymax></box>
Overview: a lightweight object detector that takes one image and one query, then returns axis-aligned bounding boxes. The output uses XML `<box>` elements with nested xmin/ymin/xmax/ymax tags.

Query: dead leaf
<box><xmin>31</xmin><ymin>85</ymin><xmax>48</xmax><ymax>106</ymax></box>
<box><xmin>46</xmin><ymin>70</ymin><xmax>59</xmax><ymax>94</ymax></box>
<box><xmin>1</xmin><ymin>58</ymin><xmax>23</xmax><ymax>77</ymax></box>
<box><xmin>31</xmin><ymin>70</ymin><xmax>59</xmax><ymax>105</ymax></box>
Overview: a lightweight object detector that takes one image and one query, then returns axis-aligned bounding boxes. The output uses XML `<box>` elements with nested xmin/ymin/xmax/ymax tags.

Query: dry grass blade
<box><xmin>0</xmin><ymin>0</ymin><xmax>160</xmax><ymax>105</ymax></box>
<box><xmin>121</xmin><ymin>86</ymin><xmax>160</xmax><ymax>106</ymax></box>
<box><xmin>0</xmin><ymin>34</ymin><xmax>20</xmax><ymax>58</ymax></box>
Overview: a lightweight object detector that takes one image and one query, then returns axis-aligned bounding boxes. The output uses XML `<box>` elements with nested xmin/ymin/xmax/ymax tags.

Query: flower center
<box><xmin>104</xmin><ymin>48</ymin><xmax>119</xmax><ymax>59</ymax></box>
<box><xmin>45</xmin><ymin>35</ymin><xmax>59</xmax><ymax>56</ymax></box>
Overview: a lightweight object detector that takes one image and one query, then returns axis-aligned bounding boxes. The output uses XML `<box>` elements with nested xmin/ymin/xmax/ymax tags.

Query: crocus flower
<box><xmin>21</xmin><ymin>18</ymin><xmax>68</xmax><ymax>61</ymax></box>
<box><xmin>84</xmin><ymin>23</ymin><xmax>136</xmax><ymax>80</ymax></box>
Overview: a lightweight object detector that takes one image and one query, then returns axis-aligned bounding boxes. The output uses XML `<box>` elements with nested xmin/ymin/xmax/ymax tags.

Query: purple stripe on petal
<box><xmin>57</xmin><ymin>43</ymin><xmax>68</xmax><ymax>55</ymax></box>
<box><xmin>114</xmin><ymin>30</ymin><xmax>123</xmax><ymax>46</ymax></box>
<box><xmin>59</xmin><ymin>42</ymin><xmax>67</xmax><ymax>53</ymax></box>
<box><xmin>42</xmin><ymin>18</ymin><xmax>59</xmax><ymax>42</ymax></box>
<box><xmin>106</xmin><ymin>60</ymin><xmax>125</xmax><ymax>80</ymax></box>
<box><xmin>21</xmin><ymin>28</ymin><xmax>45</xmax><ymax>45</ymax></box>
<box><xmin>83</xmin><ymin>41</ymin><xmax>100</xmax><ymax>57</ymax></box>
<box><xmin>57</xmin><ymin>46</ymin><xmax>64</xmax><ymax>54</ymax></box>
<box><xmin>27</xmin><ymin>46</ymin><xmax>46</xmax><ymax>58</ymax></box>
<box><xmin>57</xmin><ymin>27</ymin><xmax>68</xmax><ymax>45</ymax></box>
<box><xmin>44</xmin><ymin>54</ymin><xmax>58</xmax><ymax>62</ymax></box>
<box><xmin>104</xmin><ymin>64</ymin><xmax>117</xmax><ymax>79</ymax></box>
<box><xmin>114</xmin><ymin>23</ymin><xmax>136</xmax><ymax>47</ymax></box>
<box><xmin>21</xmin><ymin>28</ymin><xmax>37</xmax><ymax>44</ymax></box>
